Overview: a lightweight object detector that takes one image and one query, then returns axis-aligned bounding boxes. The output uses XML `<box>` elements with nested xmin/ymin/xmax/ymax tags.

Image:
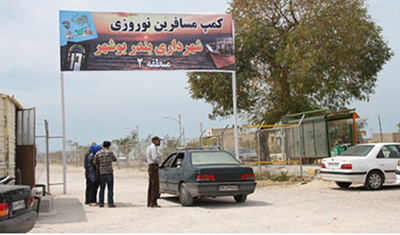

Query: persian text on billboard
<box><xmin>59</xmin><ymin>11</ymin><xmax>235</xmax><ymax>72</ymax></box>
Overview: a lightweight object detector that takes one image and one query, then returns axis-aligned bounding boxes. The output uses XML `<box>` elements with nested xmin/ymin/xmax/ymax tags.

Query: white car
<box><xmin>321</xmin><ymin>143</ymin><xmax>400</xmax><ymax>190</ymax></box>
<box><xmin>396</xmin><ymin>159</ymin><xmax>400</xmax><ymax>184</ymax></box>
<box><xmin>229</xmin><ymin>148</ymin><xmax>258</xmax><ymax>162</ymax></box>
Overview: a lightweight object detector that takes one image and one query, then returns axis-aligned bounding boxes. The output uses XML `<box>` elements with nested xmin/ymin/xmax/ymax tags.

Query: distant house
<box><xmin>371</xmin><ymin>132</ymin><xmax>400</xmax><ymax>143</ymax></box>
<box><xmin>206</xmin><ymin>127</ymin><xmax>281</xmax><ymax>151</ymax></box>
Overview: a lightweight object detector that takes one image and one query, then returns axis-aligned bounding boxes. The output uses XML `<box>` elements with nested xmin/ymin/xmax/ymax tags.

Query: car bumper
<box><xmin>0</xmin><ymin>210</ymin><xmax>37</xmax><ymax>233</ymax></box>
<box><xmin>321</xmin><ymin>170</ymin><xmax>366</xmax><ymax>183</ymax></box>
<box><xmin>186</xmin><ymin>181</ymin><xmax>257</xmax><ymax>197</ymax></box>
<box><xmin>396</xmin><ymin>169</ymin><xmax>400</xmax><ymax>183</ymax></box>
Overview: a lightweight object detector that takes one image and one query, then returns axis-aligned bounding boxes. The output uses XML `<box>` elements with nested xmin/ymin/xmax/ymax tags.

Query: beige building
<box><xmin>206</xmin><ymin>127</ymin><xmax>281</xmax><ymax>151</ymax></box>
<box><xmin>371</xmin><ymin>132</ymin><xmax>400</xmax><ymax>143</ymax></box>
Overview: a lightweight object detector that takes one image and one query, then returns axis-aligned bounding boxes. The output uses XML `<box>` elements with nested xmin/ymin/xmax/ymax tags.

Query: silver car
<box><xmin>229</xmin><ymin>148</ymin><xmax>258</xmax><ymax>162</ymax></box>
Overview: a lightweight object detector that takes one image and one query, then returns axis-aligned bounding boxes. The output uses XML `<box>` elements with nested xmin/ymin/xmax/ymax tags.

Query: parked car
<box><xmin>0</xmin><ymin>183</ymin><xmax>39</xmax><ymax>233</ymax></box>
<box><xmin>229</xmin><ymin>148</ymin><xmax>258</xmax><ymax>162</ymax></box>
<box><xmin>396</xmin><ymin>159</ymin><xmax>400</xmax><ymax>184</ymax></box>
<box><xmin>321</xmin><ymin>143</ymin><xmax>400</xmax><ymax>190</ymax></box>
<box><xmin>159</xmin><ymin>148</ymin><xmax>257</xmax><ymax>206</ymax></box>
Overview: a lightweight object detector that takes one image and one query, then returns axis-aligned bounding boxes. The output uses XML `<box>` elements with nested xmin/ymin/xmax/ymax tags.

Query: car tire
<box><xmin>234</xmin><ymin>194</ymin><xmax>247</xmax><ymax>203</ymax></box>
<box><xmin>335</xmin><ymin>182</ymin><xmax>352</xmax><ymax>188</ymax></box>
<box><xmin>365</xmin><ymin>171</ymin><xmax>384</xmax><ymax>190</ymax></box>
<box><xmin>179</xmin><ymin>183</ymin><xmax>193</xmax><ymax>206</ymax></box>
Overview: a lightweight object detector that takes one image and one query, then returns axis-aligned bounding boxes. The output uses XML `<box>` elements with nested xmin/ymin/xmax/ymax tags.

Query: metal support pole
<box><xmin>281</xmin><ymin>128</ymin><xmax>286</xmax><ymax>162</ymax></box>
<box><xmin>137</xmin><ymin>125</ymin><xmax>140</xmax><ymax>171</ymax></box>
<box><xmin>44</xmin><ymin>120</ymin><xmax>50</xmax><ymax>194</ymax></box>
<box><xmin>232</xmin><ymin>72</ymin><xmax>240</xmax><ymax>160</ymax></box>
<box><xmin>60</xmin><ymin>73</ymin><xmax>67</xmax><ymax>194</ymax></box>
<box><xmin>257</xmin><ymin>128</ymin><xmax>262</xmax><ymax>178</ymax></box>
<box><xmin>199</xmin><ymin>130</ymin><xmax>206</xmax><ymax>147</ymax></box>
<box><xmin>221</xmin><ymin>124</ymin><xmax>229</xmax><ymax>150</ymax></box>
<box><xmin>298</xmin><ymin>114</ymin><xmax>305</xmax><ymax>181</ymax></box>
<box><xmin>257</xmin><ymin>121</ymin><xmax>265</xmax><ymax>178</ymax></box>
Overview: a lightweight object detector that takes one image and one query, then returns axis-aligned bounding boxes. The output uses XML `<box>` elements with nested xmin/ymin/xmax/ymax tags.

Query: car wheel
<box><xmin>365</xmin><ymin>171</ymin><xmax>384</xmax><ymax>190</ymax></box>
<box><xmin>335</xmin><ymin>182</ymin><xmax>352</xmax><ymax>188</ymax></box>
<box><xmin>179</xmin><ymin>183</ymin><xmax>193</xmax><ymax>206</ymax></box>
<box><xmin>234</xmin><ymin>194</ymin><xmax>247</xmax><ymax>203</ymax></box>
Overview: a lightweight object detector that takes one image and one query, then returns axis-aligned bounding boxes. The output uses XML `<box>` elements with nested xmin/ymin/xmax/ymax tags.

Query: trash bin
<box><xmin>333</xmin><ymin>145</ymin><xmax>347</xmax><ymax>156</ymax></box>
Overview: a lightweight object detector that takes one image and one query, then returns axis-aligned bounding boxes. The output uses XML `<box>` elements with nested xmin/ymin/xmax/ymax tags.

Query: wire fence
<box><xmin>34</xmin><ymin>122</ymin><xmax>324</xmax><ymax>189</ymax></box>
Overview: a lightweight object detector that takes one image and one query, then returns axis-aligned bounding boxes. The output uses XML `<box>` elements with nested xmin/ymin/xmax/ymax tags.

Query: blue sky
<box><xmin>0</xmin><ymin>0</ymin><xmax>398</xmax><ymax>151</ymax></box>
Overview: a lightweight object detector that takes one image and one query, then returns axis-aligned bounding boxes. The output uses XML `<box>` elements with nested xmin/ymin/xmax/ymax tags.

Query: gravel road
<box><xmin>31</xmin><ymin>165</ymin><xmax>400</xmax><ymax>233</ymax></box>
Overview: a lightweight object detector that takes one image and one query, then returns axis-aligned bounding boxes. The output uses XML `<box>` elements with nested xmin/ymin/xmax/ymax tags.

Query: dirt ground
<box><xmin>31</xmin><ymin>164</ymin><xmax>400</xmax><ymax>233</ymax></box>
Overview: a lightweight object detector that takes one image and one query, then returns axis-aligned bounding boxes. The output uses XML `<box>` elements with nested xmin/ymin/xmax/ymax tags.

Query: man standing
<box><xmin>84</xmin><ymin>142</ymin><xmax>96</xmax><ymax>205</ymax></box>
<box><xmin>94</xmin><ymin>141</ymin><xmax>117</xmax><ymax>208</ymax></box>
<box><xmin>146</xmin><ymin>136</ymin><xmax>162</xmax><ymax>208</ymax></box>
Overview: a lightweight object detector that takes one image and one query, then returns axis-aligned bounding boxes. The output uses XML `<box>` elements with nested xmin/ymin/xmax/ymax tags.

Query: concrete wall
<box><xmin>371</xmin><ymin>132</ymin><xmax>400</xmax><ymax>143</ymax></box>
<box><xmin>207</xmin><ymin>128</ymin><xmax>281</xmax><ymax>151</ymax></box>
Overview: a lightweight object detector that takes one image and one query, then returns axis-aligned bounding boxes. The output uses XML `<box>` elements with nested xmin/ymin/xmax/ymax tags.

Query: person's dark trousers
<box><xmin>99</xmin><ymin>173</ymin><xmax>114</xmax><ymax>206</ymax></box>
<box><xmin>88</xmin><ymin>181</ymin><xmax>99</xmax><ymax>203</ymax></box>
<box><xmin>85</xmin><ymin>178</ymin><xmax>91</xmax><ymax>204</ymax></box>
<box><xmin>147</xmin><ymin>164</ymin><xmax>160</xmax><ymax>207</ymax></box>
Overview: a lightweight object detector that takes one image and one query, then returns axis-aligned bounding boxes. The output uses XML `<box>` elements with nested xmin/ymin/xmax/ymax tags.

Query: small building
<box><xmin>283</xmin><ymin>109</ymin><xmax>360</xmax><ymax>162</ymax></box>
<box><xmin>206</xmin><ymin>127</ymin><xmax>281</xmax><ymax>151</ymax></box>
<box><xmin>371</xmin><ymin>132</ymin><xmax>400</xmax><ymax>143</ymax></box>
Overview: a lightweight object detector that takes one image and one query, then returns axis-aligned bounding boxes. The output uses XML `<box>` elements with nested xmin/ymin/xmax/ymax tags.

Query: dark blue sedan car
<box><xmin>159</xmin><ymin>149</ymin><xmax>257</xmax><ymax>206</ymax></box>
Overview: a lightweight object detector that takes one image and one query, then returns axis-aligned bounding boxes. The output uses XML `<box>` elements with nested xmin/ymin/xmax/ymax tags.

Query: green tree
<box><xmin>188</xmin><ymin>0</ymin><xmax>392</xmax><ymax>160</ymax></box>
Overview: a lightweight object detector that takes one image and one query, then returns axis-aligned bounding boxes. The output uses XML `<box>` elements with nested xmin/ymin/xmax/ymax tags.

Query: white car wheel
<box><xmin>365</xmin><ymin>171</ymin><xmax>383</xmax><ymax>190</ymax></box>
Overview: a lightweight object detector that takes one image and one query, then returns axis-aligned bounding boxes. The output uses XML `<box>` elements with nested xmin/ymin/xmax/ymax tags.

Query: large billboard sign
<box><xmin>59</xmin><ymin>11</ymin><xmax>235</xmax><ymax>72</ymax></box>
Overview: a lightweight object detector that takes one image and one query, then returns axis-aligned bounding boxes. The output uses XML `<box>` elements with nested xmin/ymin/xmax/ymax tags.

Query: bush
<box><xmin>255</xmin><ymin>170</ymin><xmax>290</xmax><ymax>182</ymax></box>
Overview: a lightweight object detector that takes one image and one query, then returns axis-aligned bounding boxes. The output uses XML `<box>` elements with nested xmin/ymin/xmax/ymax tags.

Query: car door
<box><xmin>166</xmin><ymin>153</ymin><xmax>185</xmax><ymax>193</ymax></box>
<box><xmin>375</xmin><ymin>145</ymin><xmax>400</xmax><ymax>182</ymax></box>
<box><xmin>159</xmin><ymin>154</ymin><xmax>176</xmax><ymax>192</ymax></box>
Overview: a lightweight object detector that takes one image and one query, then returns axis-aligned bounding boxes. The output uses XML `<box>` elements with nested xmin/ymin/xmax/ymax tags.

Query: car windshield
<box><xmin>339</xmin><ymin>145</ymin><xmax>374</xmax><ymax>157</ymax></box>
<box><xmin>191</xmin><ymin>152</ymin><xmax>240</xmax><ymax>165</ymax></box>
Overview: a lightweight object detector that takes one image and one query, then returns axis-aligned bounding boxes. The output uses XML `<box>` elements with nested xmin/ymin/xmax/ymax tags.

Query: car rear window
<box><xmin>191</xmin><ymin>152</ymin><xmax>240</xmax><ymax>165</ymax></box>
<box><xmin>339</xmin><ymin>145</ymin><xmax>374</xmax><ymax>157</ymax></box>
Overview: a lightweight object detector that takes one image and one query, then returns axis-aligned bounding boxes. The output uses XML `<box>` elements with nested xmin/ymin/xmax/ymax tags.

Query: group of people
<box><xmin>84</xmin><ymin>136</ymin><xmax>163</xmax><ymax>208</ymax></box>
<box><xmin>84</xmin><ymin>141</ymin><xmax>117</xmax><ymax>208</ymax></box>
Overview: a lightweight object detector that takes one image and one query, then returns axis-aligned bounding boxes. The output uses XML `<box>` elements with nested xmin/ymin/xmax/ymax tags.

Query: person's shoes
<box><xmin>108</xmin><ymin>205</ymin><xmax>117</xmax><ymax>208</ymax></box>
<box><xmin>99</xmin><ymin>205</ymin><xmax>104</xmax><ymax>208</ymax></box>
<box><xmin>150</xmin><ymin>205</ymin><xmax>161</xmax><ymax>208</ymax></box>
<box><xmin>89</xmin><ymin>203</ymin><xmax>98</xmax><ymax>207</ymax></box>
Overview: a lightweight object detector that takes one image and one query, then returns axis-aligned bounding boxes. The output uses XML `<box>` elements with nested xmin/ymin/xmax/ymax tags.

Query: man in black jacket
<box><xmin>84</xmin><ymin>142</ymin><xmax>96</xmax><ymax>205</ymax></box>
